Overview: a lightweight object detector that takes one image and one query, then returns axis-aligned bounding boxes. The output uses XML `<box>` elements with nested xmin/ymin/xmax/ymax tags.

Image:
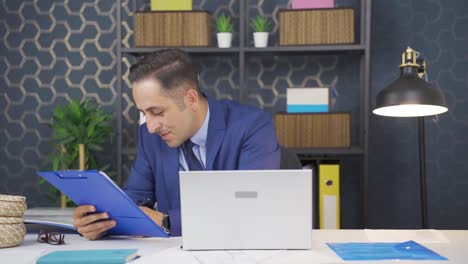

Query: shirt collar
<box><xmin>190</xmin><ymin>102</ymin><xmax>209</xmax><ymax>147</ymax></box>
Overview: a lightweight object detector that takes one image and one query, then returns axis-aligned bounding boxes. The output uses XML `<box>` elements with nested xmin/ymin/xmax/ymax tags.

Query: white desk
<box><xmin>1</xmin><ymin>230</ymin><xmax>467</xmax><ymax>264</ymax></box>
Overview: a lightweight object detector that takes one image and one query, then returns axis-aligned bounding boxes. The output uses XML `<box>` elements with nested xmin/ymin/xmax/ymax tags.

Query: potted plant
<box><xmin>251</xmin><ymin>15</ymin><xmax>271</xmax><ymax>48</ymax></box>
<box><xmin>41</xmin><ymin>98</ymin><xmax>113</xmax><ymax>207</ymax></box>
<box><xmin>216</xmin><ymin>14</ymin><xmax>233</xmax><ymax>48</ymax></box>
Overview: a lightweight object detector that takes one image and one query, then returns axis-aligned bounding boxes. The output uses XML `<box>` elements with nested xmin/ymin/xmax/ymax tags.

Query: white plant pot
<box><xmin>253</xmin><ymin>32</ymin><xmax>269</xmax><ymax>48</ymax></box>
<box><xmin>217</xmin><ymin>32</ymin><xmax>233</xmax><ymax>48</ymax></box>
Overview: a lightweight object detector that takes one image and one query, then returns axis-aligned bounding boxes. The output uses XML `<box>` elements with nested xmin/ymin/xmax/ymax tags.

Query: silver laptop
<box><xmin>179</xmin><ymin>169</ymin><xmax>312</xmax><ymax>250</ymax></box>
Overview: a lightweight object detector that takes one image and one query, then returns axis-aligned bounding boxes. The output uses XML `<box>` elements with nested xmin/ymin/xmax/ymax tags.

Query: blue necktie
<box><xmin>182</xmin><ymin>140</ymin><xmax>204</xmax><ymax>171</ymax></box>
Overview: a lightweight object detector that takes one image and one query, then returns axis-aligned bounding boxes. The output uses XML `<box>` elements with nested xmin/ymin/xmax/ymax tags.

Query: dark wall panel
<box><xmin>368</xmin><ymin>0</ymin><xmax>468</xmax><ymax>229</ymax></box>
<box><xmin>1</xmin><ymin>0</ymin><xmax>467</xmax><ymax>229</ymax></box>
<box><xmin>0</xmin><ymin>1</ymin><xmax>118</xmax><ymax>207</ymax></box>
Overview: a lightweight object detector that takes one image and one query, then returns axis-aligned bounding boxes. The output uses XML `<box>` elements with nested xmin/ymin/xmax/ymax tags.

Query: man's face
<box><xmin>132</xmin><ymin>78</ymin><xmax>196</xmax><ymax>148</ymax></box>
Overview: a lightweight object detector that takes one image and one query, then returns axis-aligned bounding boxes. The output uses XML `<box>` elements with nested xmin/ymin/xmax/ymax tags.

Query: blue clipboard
<box><xmin>37</xmin><ymin>170</ymin><xmax>169</xmax><ymax>238</ymax></box>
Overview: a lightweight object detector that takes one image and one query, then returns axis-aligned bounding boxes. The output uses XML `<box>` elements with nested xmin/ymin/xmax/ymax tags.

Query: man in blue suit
<box><xmin>72</xmin><ymin>49</ymin><xmax>280</xmax><ymax>239</ymax></box>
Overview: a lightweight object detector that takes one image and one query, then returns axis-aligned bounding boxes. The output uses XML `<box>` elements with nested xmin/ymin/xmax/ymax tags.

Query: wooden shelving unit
<box><xmin>115</xmin><ymin>0</ymin><xmax>371</xmax><ymax>227</ymax></box>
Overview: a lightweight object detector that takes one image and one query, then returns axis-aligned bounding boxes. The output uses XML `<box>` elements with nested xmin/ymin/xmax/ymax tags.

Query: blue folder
<box><xmin>327</xmin><ymin>240</ymin><xmax>448</xmax><ymax>261</ymax></box>
<box><xmin>37</xmin><ymin>170</ymin><xmax>169</xmax><ymax>237</ymax></box>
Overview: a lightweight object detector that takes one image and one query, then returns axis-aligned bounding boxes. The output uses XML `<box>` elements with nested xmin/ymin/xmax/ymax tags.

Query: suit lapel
<box><xmin>206</xmin><ymin>96</ymin><xmax>226</xmax><ymax>170</ymax></box>
<box><xmin>161</xmin><ymin>96</ymin><xmax>226</xmax><ymax>208</ymax></box>
<box><xmin>161</xmin><ymin>142</ymin><xmax>180</xmax><ymax>209</ymax></box>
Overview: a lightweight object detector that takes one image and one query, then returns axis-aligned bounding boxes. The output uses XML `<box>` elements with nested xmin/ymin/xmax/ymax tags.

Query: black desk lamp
<box><xmin>373</xmin><ymin>47</ymin><xmax>448</xmax><ymax>228</ymax></box>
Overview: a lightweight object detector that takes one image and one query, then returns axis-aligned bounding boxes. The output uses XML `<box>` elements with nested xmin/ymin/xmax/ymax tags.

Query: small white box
<box><xmin>287</xmin><ymin>88</ymin><xmax>330</xmax><ymax>113</ymax></box>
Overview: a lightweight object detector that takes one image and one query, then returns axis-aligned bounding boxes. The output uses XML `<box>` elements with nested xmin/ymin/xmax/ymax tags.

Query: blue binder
<box><xmin>37</xmin><ymin>170</ymin><xmax>169</xmax><ymax>238</ymax></box>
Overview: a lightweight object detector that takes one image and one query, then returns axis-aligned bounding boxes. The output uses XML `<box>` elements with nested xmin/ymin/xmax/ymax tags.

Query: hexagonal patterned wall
<box><xmin>0</xmin><ymin>0</ymin><xmax>364</xmax><ymax>228</ymax></box>
<box><xmin>369</xmin><ymin>0</ymin><xmax>468</xmax><ymax>229</ymax></box>
<box><xmin>1</xmin><ymin>0</ymin><xmax>467</xmax><ymax>229</ymax></box>
<box><xmin>0</xmin><ymin>0</ymin><xmax>118</xmax><ymax>207</ymax></box>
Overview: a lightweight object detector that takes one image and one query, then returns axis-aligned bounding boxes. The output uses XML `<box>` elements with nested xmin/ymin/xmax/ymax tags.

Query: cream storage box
<box><xmin>287</xmin><ymin>87</ymin><xmax>330</xmax><ymax>113</ymax></box>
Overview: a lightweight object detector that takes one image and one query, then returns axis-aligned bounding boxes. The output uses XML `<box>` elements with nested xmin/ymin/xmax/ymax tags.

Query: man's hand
<box><xmin>72</xmin><ymin>205</ymin><xmax>116</xmax><ymax>240</ymax></box>
<box><xmin>139</xmin><ymin>206</ymin><xmax>165</xmax><ymax>226</ymax></box>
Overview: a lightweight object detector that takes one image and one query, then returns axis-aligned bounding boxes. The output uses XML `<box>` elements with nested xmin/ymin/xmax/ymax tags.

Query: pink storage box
<box><xmin>291</xmin><ymin>0</ymin><xmax>334</xmax><ymax>9</ymax></box>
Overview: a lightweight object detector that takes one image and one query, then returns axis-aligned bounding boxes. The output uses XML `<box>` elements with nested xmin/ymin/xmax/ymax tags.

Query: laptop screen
<box><xmin>179</xmin><ymin>169</ymin><xmax>312</xmax><ymax>250</ymax></box>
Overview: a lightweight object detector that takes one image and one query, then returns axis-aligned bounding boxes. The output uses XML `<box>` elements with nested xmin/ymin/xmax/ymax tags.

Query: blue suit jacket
<box><xmin>123</xmin><ymin>96</ymin><xmax>280</xmax><ymax>236</ymax></box>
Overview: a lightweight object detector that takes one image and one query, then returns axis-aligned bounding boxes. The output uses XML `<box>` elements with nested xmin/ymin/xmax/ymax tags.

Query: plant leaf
<box><xmin>45</xmin><ymin>96</ymin><xmax>114</xmax><ymax>204</ymax></box>
<box><xmin>217</xmin><ymin>13</ymin><xmax>233</xmax><ymax>33</ymax></box>
<box><xmin>52</xmin><ymin>158</ymin><xmax>59</xmax><ymax>171</ymax></box>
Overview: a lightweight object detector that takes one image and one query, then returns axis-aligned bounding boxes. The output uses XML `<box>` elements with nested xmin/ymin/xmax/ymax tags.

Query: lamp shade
<box><xmin>373</xmin><ymin>66</ymin><xmax>448</xmax><ymax>117</ymax></box>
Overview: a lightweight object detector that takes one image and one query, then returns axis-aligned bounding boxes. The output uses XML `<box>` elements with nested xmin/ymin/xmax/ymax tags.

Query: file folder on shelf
<box><xmin>319</xmin><ymin>163</ymin><xmax>340</xmax><ymax>229</ymax></box>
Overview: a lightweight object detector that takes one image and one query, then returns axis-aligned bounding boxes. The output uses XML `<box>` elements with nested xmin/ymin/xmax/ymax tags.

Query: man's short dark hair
<box><xmin>129</xmin><ymin>49</ymin><xmax>199</xmax><ymax>93</ymax></box>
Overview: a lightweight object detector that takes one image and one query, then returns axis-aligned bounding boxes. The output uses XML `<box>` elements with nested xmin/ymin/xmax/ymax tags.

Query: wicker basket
<box><xmin>0</xmin><ymin>195</ymin><xmax>26</xmax><ymax>217</ymax></box>
<box><xmin>280</xmin><ymin>8</ymin><xmax>355</xmax><ymax>45</ymax></box>
<box><xmin>0</xmin><ymin>217</ymin><xmax>26</xmax><ymax>248</ymax></box>
<box><xmin>275</xmin><ymin>112</ymin><xmax>350</xmax><ymax>148</ymax></box>
<box><xmin>134</xmin><ymin>11</ymin><xmax>212</xmax><ymax>47</ymax></box>
<box><xmin>0</xmin><ymin>195</ymin><xmax>26</xmax><ymax>248</ymax></box>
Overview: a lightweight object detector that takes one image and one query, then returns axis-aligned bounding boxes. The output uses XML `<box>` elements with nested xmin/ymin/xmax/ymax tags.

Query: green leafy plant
<box><xmin>216</xmin><ymin>14</ymin><xmax>233</xmax><ymax>33</ymax></box>
<box><xmin>250</xmin><ymin>15</ymin><xmax>271</xmax><ymax>32</ymax></box>
<box><xmin>40</xmin><ymin>98</ymin><xmax>114</xmax><ymax>206</ymax></box>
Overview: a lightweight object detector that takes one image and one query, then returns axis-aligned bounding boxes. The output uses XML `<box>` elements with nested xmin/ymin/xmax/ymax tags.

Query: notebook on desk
<box><xmin>179</xmin><ymin>169</ymin><xmax>313</xmax><ymax>250</ymax></box>
<box><xmin>36</xmin><ymin>249</ymin><xmax>139</xmax><ymax>264</ymax></box>
<box><xmin>24</xmin><ymin>207</ymin><xmax>77</xmax><ymax>234</ymax></box>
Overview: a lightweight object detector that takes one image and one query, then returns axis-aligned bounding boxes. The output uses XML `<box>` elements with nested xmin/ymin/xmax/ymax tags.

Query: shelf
<box><xmin>288</xmin><ymin>147</ymin><xmax>364</xmax><ymax>156</ymax></box>
<box><xmin>122</xmin><ymin>47</ymin><xmax>240</xmax><ymax>56</ymax></box>
<box><xmin>117</xmin><ymin>0</ymin><xmax>371</xmax><ymax>227</ymax></box>
<box><xmin>122</xmin><ymin>44</ymin><xmax>365</xmax><ymax>56</ymax></box>
<box><xmin>244</xmin><ymin>44</ymin><xmax>365</xmax><ymax>54</ymax></box>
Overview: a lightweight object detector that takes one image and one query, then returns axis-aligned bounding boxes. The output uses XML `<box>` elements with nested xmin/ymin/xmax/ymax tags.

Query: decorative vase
<box><xmin>217</xmin><ymin>32</ymin><xmax>233</xmax><ymax>48</ymax></box>
<box><xmin>253</xmin><ymin>32</ymin><xmax>269</xmax><ymax>48</ymax></box>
